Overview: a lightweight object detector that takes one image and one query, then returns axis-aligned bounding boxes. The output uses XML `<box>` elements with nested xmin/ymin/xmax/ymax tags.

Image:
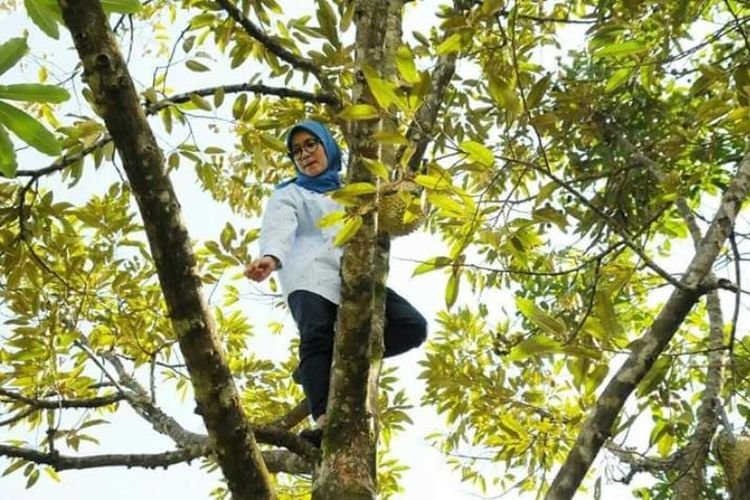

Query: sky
<box><xmin>0</xmin><ymin>1</ymin><xmax>699</xmax><ymax>498</ymax></box>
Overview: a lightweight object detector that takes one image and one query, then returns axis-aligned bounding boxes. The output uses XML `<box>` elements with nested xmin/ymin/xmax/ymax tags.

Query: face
<box><xmin>290</xmin><ymin>130</ymin><xmax>328</xmax><ymax>177</ymax></box>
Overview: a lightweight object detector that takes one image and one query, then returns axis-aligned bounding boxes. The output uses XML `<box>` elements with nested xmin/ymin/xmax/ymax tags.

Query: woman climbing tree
<box><xmin>245</xmin><ymin>120</ymin><xmax>427</xmax><ymax>447</ymax></box>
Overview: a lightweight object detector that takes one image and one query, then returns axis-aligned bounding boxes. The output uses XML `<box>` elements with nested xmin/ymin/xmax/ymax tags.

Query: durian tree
<box><xmin>2</xmin><ymin>0</ymin><xmax>750</xmax><ymax>499</ymax></box>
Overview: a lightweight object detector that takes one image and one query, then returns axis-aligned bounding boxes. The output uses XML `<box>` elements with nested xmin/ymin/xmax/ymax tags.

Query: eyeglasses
<box><xmin>290</xmin><ymin>138</ymin><xmax>320</xmax><ymax>160</ymax></box>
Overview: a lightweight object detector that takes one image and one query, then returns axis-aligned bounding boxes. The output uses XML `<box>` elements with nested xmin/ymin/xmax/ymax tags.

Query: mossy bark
<box><xmin>312</xmin><ymin>1</ymin><xmax>393</xmax><ymax>498</ymax></box>
<box><xmin>57</xmin><ymin>2</ymin><xmax>274</xmax><ymax>498</ymax></box>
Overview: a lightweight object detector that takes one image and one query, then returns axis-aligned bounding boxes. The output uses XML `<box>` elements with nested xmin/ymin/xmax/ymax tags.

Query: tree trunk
<box><xmin>547</xmin><ymin>147</ymin><xmax>750</xmax><ymax>499</ymax></box>
<box><xmin>312</xmin><ymin>1</ymin><xmax>392</xmax><ymax>498</ymax></box>
<box><xmin>56</xmin><ymin>2</ymin><xmax>274</xmax><ymax>498</ymax></box>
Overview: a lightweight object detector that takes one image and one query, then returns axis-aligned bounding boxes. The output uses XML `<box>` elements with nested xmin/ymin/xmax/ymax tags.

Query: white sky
<box><xmin>0</xmin><ymin>1</ymin><xmax>721</xmax><ymax>498</ymax></box>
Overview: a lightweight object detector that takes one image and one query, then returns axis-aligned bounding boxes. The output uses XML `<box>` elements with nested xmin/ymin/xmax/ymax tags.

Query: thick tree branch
<box><xmin>15</xmin><ymin>82</ymin><xmax>334</xmax><ymax>180</ymax></box>
<box><xmin>269</xmin><ymin>400</ymin><xmax>309</xmax><ymax>430</ymax></box>
<box><xmin>0</xmin><ymin>407</ymin><xmax>38</xmax><ymax>427</ymax></box>
<box><xmin>56</xmin><ymin>2</ymin><xmax>274</xmax><ymax>498</ymax></box>
<box><xmin>399</xmin><ymin>1</ymin><xmax>473</xmax><ymax>172</ymax></box>
<box><xmin>0</xmin><ymin>444</ymin><xmax>310</xmax><ymax>474</ymax></box>
<box><xmin>78</xmin><ymin>343</ymin><xmax>206</xmax><ymax>448</ymax></box>
<box><xmin>147</xmin><ymin>83</ymin><xmax>339</xmax><ymax>114</ymax></box>
<box><xmin>215</xmin><ymin>0</ymin><xmax>336</xmax><ymax>97</ymax></box>
<box><xmin>603</xmin><ymin>135</ymin><xmax>727</xmax><ymax>498</ymax></box>
<box><xmin>547</xmin><ymin>146</ymin><xmax>750</xmax><ymax>498</ymax></box>
<box><xmin>0</xmin><ymin>443</ymin><xmax>209</xmax><ymax>471</ymax></box>
<box><xmin>0</xmin><ymin>388</ymin><xmax>124</xmax><ymax>409</ymax></box>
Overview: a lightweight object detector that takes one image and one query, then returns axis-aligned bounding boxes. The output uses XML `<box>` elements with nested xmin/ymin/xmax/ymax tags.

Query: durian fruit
<box><xmin>377</xmin><ymin>180</ymin><xmax>425</xmax><ymax>236</ymax></box>
<box><xmin>715</xmin><ymin>430</ymin><xmax>750</xmax><ymax>494</ymax></box>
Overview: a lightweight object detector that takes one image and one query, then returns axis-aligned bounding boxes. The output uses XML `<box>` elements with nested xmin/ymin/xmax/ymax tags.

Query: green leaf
<box><xmin>594</xmin><ymin>40</ymin><xmax>648</xmax><ymax>60</ymax></box>
<box><xmin>340</xmin><ymin>182</ymin><xmax>377</xmax><ymax>196</ymax></box>
<box><xmin>0</xmin><ymin>84</ymin><xmax>70</xmax><ymax>103</ymax></box>
<box><xmin>437</xmin><ymin>32</ymin><xmax>463</xmax><ymax>55</ymax></box>
<box><xmin>396</xmin><ymin>45</ymin><xmax>420</xmax><ymax>84</ymax></box>
<box><xmin>362</xmin><ymin>65</ymin><xmax>408</xmax><ymax>112</ymax></box>
<box><xmin>316</xmin><ymin>0</ymin><xmax>339</xmax><ymax>46</ymax></box>
<box><xmin>2</xmin><ymin>459</ymin><xmax>27</xmax><ymax>477</ymax></box>
<box><xmin>415</xmin><ymin>174</ymin><xmax>452</xmax><ymax>191</ymax></box>
<box><xmin>459</xmin><ymin>140</ymin><xmax>494</xmax><ymax>168</ymax></box>
<box><xmin>637</xmin><ymin>356</ymin><xmax>671</xmax><ymax>397</ymax></box>
<box><xmin>188</xmin><ymin>93</ymin><xmax>212</xmax><ymax>111</ymax></box>
<box><xmin>508</xmin><ymin>335</ymin><xmax>562</xmax><ymax>361</ymax></box>
<box><xmin>318</xmin><ymin>210</ymin><xmax>346</xmax><ymax>228</ymax></box>
<box><xmin>412</xmin><ymin>256</ymin><xmax>451</xmax><ymax>276</ymax></box>
<box><xmin>515</xmin><ymin>296</ymin><xmax>566</xmax><ymax>337</ymax></box>
<box><xmin>338</xmin><ymin>104</ymin><xmax>379</xmax><ymax>121</ymax></box>
<box><xmin>372</xmin><ymin>131</ymin><xmax>409</xmax><ymax>145</ymax></box>
<box><xmin>428</xmin><ymin>193</ymin><xmax>465</xmax><ymax>216</ymax></box>
<box><xmin>232</xmin><ymin>94</ymin><xmax>247</xmax><ymax>119</ymax></box>
<box><xmin>605</xmin><ymin>68</ymin><xmax>631</xmax><ymax>92</ymax></box>
<box><xmin>445</xmin><ymin>270</ymin><xmax>460</xmax><ymax>309</ymax></box>
<box><xmin>534</xmin><ymin>182</ymin><xmax>558</xmax><ymax>207</ymax></box>
<box><xmin>481</xmin><ymin>0</ymin><xmax>504</xmax><ymax>16</ymax></box>
<box><xmin>333</xmin><ymin>215</ymin><xmax>363</xmax><ymax>246</ymax></box>
<box><xmin>526</xmin><ymin>74</ymin><xmax>551</xmax><ymax>109</ymax></box>
<box><xmin>101</xmin><ymin>0</ymin><xmax>142</xmax><ymax>13</ymax></box>
<box><xmin>26</xmin><ymin>468</ymin><xmax>39</xmax><ymax>488</ymax></box>
<box><xmin>0</xmin><ymin>37</ymin><xmax>29</xmax><ymax>77</ymax></box>
<box><xmin>331</xmin><ymin>182</ymin><xmax>376</xmax><ymax>206</ymax></box>
<box><xmin>24</xmin><ymin>0</ymin><xmax>61</xmax><ymax>40</ymax></box>
<box><xmin>160</xmin><ymin>107</ymin><xmax>173</xmax><ymax>134</ymax></box>
<box><xmin>362</xmin><ymin>158</ymin><xmax>390</xmax><ymax>180</ymax></box>
<box><xmin>43</xmin><ymin>467</ymin><xmax>60</xmax><ymax>482</ymax></box>
<box><xmin>340</xmin><ymin>1</ymin><xmax>355</xmax><ymax>31</ymax></box>
<box><xmin>532</xmin><ymin>206</ymin><xmax>568</xmax><ymax>230</ymax></box>
<box><xmin>0</xmin><ymin>101</ymin><xmax>60</xmax><ymax>156</ymax></box>
<box><xmin>0</xmin><ymin>123</ymin><xmax>17</xmax><ymax>178</ymax></box>
<box><xmin>185</xmin><ymin>60</ymin><xmax>211</xmax><ymax>72</ymax></box>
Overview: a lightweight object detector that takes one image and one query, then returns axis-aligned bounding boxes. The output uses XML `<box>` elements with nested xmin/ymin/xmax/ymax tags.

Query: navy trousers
<box><xmin>288</xmin><ymin>288</ymin><xmax>427</xmax><ymax>420</ymax></box>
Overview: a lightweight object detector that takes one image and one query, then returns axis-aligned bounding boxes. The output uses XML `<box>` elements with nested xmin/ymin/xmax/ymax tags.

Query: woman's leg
<box><xmin>383</xmin><ymin>288</ymin><xmax>427</xmax><ymax>357</ymax></box>
<box><xmin>287</xmin><ymin>290</ymin><xmax>338</xmax><ymax>421</ymax></box>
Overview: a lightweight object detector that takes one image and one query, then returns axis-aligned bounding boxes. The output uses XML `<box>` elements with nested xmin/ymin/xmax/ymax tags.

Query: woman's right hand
<box><xmin>244</xmin><ymin>255</ymin><xmax>277</xmax><ymax>282</ymax></box>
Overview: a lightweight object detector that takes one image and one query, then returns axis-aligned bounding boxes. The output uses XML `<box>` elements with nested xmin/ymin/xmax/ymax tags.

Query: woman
<box><xmin>245</xmin><ymin>120</ymin><xmax>427</xmax><ymax>446</ymax></box>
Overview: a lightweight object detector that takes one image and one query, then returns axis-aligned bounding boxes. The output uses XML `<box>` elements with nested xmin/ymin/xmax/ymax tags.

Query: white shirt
<box><xmin>259</xmin><ymin>183</ymin><xmax>344</xmax><ymax>304</ymax></box>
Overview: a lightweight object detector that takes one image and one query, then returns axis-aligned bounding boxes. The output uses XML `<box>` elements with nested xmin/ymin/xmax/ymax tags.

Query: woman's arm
<box><xmin>245</xmin><ymin>190</ymin><xmax>298</xmax><ymax>282</ymax></box>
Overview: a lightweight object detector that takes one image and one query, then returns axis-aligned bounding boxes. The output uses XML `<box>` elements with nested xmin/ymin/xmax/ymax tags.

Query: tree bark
<box><xmin>366</xmin><ymin>0</ymin><xmax>403</xmax><ymax>456</ymax></box>
<box><xmin>399</xmin><ymin>4</ymin><xmax>462</xmax><ymax>173</ymax></box>
<box><xmin>312</xmin><ymin>1</ymin><xmax>392</xmax><ymax>498</ymax></box>
<box><xmin>0</xmin><ymin>444</ymin><xmax>309</xmax><ymax>474</ymax></box>
<box><xmin>56</xmin><ymin>2</ymin><xmax>274</xmax><ymax>498</ymax></box>
<box><xmin>547</xmin><ymin>148</ymin><xmax>750</xmax><ymax>499</ymax></box>
<box><xmin>671</xmin><ymin>204</ymin><xmax>724</xmax><ymax>498</ymax></box>
<box><xmin>619</xmin><ymin>139</ymin><xmax>726</xmax><ymax>498</ymax></box>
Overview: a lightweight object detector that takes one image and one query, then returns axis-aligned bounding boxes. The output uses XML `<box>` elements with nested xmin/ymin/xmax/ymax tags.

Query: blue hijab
<box><xmin>277</xmin><ymin>120</ymin><xmax>342</xmax><ymax>193</ymax></box>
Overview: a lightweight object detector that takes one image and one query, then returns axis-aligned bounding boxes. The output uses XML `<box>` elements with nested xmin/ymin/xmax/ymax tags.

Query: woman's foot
<box><xmin>298</xmin><ymin>427</ymin><xmax>323</xmax><ymax>448</ymax></box>
<box><xmin>298</xmin><ymin>414</ymin><xmax>326</xmax><ymax>448</ymax></box>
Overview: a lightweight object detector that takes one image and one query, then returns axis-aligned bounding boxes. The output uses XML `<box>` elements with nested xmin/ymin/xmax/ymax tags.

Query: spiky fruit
<box><xmin>377</xmin><ymin>180</ymin><xmax>424</xmax><ymax>236</ymax></box>
<box><xmin>716</xmin><ymin>431</ymin><xmax>750</xmax><ymax>493</ymax></box>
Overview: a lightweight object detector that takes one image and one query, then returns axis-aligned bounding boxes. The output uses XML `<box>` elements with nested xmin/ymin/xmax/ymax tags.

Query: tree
<box><xmin>2</xmin><ymin>0</ymin><xmax>750</xmax><ymax>498</ymax></box>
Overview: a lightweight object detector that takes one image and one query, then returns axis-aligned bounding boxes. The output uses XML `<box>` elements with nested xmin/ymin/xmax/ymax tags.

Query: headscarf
<box><xmin>276</xmin><ymin>120</ymin><xmax>342</xmax><ymax>193</ymax></box>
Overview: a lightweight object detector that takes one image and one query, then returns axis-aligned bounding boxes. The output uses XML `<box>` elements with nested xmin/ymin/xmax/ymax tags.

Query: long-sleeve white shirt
<box><xmin>258</xmin><ymin>183</ymin><xmax>344</xmax><ymax>305</ymax></box>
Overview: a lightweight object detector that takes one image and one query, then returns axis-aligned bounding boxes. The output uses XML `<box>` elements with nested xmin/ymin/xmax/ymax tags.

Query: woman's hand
<box><xmin>244</xmin><ymin>255</ymin><xmax>277</xmax><ymax>282</ymax></box>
